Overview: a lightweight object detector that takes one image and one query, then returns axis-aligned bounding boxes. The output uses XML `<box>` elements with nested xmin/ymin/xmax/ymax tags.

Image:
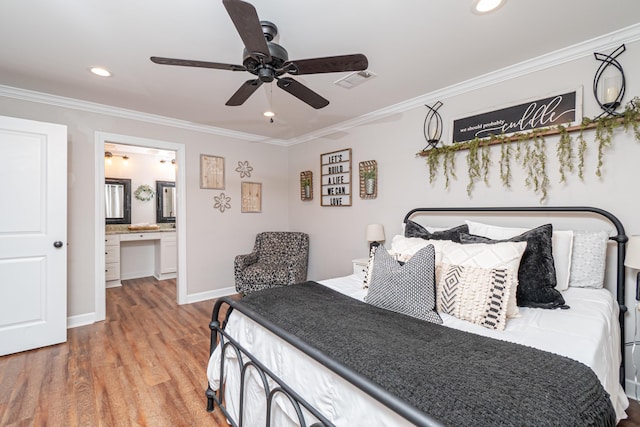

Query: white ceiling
<box><xmin>1</xmin><ymin>0</ymin><xmax>639</xmax><ymax>144</ymax></box>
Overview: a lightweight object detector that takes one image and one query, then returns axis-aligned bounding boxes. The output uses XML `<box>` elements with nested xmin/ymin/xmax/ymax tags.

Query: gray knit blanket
<box><xmin>239</xmin><ymin>282</ymin><xmax>616</xmax><ymax>427</ymax></box>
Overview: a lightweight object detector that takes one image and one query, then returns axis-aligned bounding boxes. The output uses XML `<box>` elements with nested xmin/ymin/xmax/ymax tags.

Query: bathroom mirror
<box><xmin>156</xmin><ymin>180</ymin><xmax>176</xmax><ymax>223</ymax></box>
<box><xmin>105</xmin><ymin>178</ymin><xmax>131</xmax><ymax>224</ymax></box>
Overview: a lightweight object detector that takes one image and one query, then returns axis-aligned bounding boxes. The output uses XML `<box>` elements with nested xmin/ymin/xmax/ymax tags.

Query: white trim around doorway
<box><xmin>94</xmin><ymin>132</ymin><xmax>188</xmax><ymax>322</ymax></box>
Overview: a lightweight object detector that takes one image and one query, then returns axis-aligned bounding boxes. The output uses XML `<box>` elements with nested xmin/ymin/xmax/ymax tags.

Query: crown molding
<box><xmin>0</xmin><ymin>84</ymin><xmax>290</xmax><ymax>146</ymax></box>
<box><xmin>284</xmin><ymin>23</ymin><xmax>640</xmax><ymax>146</ymax></box>
<box><xmin>1</xmin><ymin>23</ymin><xmax>638</xmax><ymax>147</ymax></box>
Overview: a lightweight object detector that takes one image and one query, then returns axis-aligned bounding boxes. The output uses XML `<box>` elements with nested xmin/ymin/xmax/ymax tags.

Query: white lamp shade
<box><xmin>366</xmin><ymin>224</ymin><xmax>385</xmax><ymax>242</ymax></box>
<box><xmin>625</xmin><ymin>236</ymin><xmax>640</xmax><ymax>269</ymax></box>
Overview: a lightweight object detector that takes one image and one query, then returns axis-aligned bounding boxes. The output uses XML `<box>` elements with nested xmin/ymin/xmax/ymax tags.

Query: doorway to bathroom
<box><xmin>95</xmin><ymin>132</ymin><xmax>187</xmax><ymax>322</ymax></box>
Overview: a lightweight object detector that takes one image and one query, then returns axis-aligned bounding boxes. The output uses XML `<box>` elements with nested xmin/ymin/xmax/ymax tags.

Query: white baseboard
<box><xmin>154</xmin><ymin>272</ymin><xmax>177</xmax><ymax>281</ymax></box>
<box><xmin>186</xmin><ymin>286</ymin><xmax>237</xmax><ymax>304</ymax></box>
<box><xmin>67</xmin><ymin>312</ymin><xmax>97</xmax><ymax>329</ymax></box>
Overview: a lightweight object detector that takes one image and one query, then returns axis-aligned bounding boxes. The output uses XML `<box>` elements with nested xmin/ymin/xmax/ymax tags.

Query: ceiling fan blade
<box><xmin>150</xmin><ymin>56</ymin><xmax>246</xmax><ymax>71</ymax></box>
<box><xmin>222</xmin><ymin>0</ymin><xmax>271</xmax><ymax>62</ymax></box>
<box><xmin>277</xmin><ymin>77</ymin><xmax>329</xmax><ymax>109</ymax></box>
<box><xmin>226</xmin><ymin>79</ymin><xmax>263</xmax><ymax>106</ymax></box>
<box><xmin>284</xmin><ymin>54</ymin><xmax>368</xmax><ymax>75</ymax></box>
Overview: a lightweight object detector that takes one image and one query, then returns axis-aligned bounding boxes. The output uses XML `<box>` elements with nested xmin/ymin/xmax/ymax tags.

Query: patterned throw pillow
<box><xmin>362</xmin><ymin>245</ymin><xmax>377</xmax><ymax>290</ymax></box>
<box><xmin>569</xmin><ymin>230</ymin><xmax>609</xmax><ymax>288</ymax></box>
<box><xmin>439</xmin><ymin>240</ymin><xmax>526</xmax><ymax>318</ymax></box>
<box><xmin>435</xmin><ymin>263</ymin><xmax>514</xmax><ymax>331</ymax></box>
<box><xmin>365</xmin><ymin>245</ymin><xmax>442</xmax><ymax>324</ymax></box>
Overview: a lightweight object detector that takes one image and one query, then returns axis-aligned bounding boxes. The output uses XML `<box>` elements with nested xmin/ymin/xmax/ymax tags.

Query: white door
<box><xmin>0</xmin><ymin>116</ymin><xmax>67</xmax><ymax>356</ymax></box>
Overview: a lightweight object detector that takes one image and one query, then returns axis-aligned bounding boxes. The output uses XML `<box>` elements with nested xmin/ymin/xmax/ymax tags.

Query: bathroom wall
<box><xmin>105</xmin><ymin>149</ymin><xmax>176</xmax><ymax>225</ymax></box>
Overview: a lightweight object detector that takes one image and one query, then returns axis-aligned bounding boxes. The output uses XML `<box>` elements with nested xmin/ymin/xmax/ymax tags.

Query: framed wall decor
<box><xmin>200</xmin><ymin>154</ymin><xmax>225</xmax><ymax>189</ymax></box>
<box><xmin>300</xmin><ymin>171</ymin><xmax>313</xmax><ymax>201</ymax></box>
<box><xmin>321</xmin><ymin>148</ymin><xmax>351</xmax><ymax>207</ymax></box>
<box><xmin>359</xmin><ymin>160</ymin><xmax>377</xmax><ymax>199</ymax></box>
<box><xmin>241</xmin><ymin>182</ymin><xmax>262</xmax><ymax>213</ymax></box>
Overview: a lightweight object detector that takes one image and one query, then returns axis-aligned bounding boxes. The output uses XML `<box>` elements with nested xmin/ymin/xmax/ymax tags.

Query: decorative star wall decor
<box><xmin>235</xmin><ymin>160</ymin><xmax>253</xmax><ymax>178</ymax></box>
<box><xmin>214</xmin><ymin>193</ymin><xmax>232</xmax><ymax>213</ymax></box>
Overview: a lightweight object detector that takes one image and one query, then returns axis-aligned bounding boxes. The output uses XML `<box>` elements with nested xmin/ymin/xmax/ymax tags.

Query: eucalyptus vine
<box><xmin>419</xmin><ymin>97</ymin><xmax>640</xmax><ymax>202</ymax></box>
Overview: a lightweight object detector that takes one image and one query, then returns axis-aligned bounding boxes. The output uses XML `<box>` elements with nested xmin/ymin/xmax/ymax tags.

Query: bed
<box><xmin>206</xmin><ymin>206</ymin><xmax>630</xmax><ymax>426</ymax></box>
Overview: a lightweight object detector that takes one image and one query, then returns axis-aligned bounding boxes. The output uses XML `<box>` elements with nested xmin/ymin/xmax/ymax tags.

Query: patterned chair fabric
<box><xmin>235</xmin><ymin>232</ymin><xmax>309</xmax><ymax>294</ymax></box>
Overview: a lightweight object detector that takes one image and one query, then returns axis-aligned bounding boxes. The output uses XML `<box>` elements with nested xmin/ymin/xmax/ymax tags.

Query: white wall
<box><xmin>0</xmin><ymin>97</ymin><xmax>290</xmax><ymax>317</ymax></box>
<box><xmin>288</xmin><ymin>40</ymin><xmax>640</xmax><ymax>386</ymax></box>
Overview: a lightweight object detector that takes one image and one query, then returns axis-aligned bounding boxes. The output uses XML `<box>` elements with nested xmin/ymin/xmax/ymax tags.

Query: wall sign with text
<box><xmin>321</xmin><ymin>148</ymin><xmax>352</xmax><ymax>207</ymax></box>
<box><xmin>451</xmin><ymin>89</ymin><xmax>582</xmax><ymax>143</ymax></box>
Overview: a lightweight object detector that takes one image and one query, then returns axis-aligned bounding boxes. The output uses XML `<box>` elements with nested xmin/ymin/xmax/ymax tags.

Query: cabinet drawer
<box><xmin>105</xmin><ymin>245</ymin><xmax>120</xmax><ymax>263</ymax></box>
<box><xmin>120</xmin><ymin>232</ymin><xmax>160</xmax><ymax>242</ymax></box>
<box><xmin>105</xmin><ymin>262</ymin><xmax>120</xmax><ymax>281</ymax></box>
<box><xmin>105</xmin><ymin>234</ymin><xmax>120</xmax><ymax>245</ymax></box>
<box><xmin>161</xmin><ymin>232</ymin><xmax>176</xmax><ymax>243</ymax></box>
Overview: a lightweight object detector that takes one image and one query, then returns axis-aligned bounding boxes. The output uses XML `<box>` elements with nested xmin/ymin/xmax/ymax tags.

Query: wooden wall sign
<box><xmin>321</xmin><ymin>148</ymin><xmax>351</xmax><ymax>206</ymax></box>
<box><xmin>451</xmin><ymin>89</ymin><xmax>581</xmax><ymax>143</ymax></box>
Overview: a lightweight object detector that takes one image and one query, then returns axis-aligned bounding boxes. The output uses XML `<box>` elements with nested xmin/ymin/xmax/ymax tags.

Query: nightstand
<box><xmin>352</xmin><ymin>258</ymin><xmax>369</xmax><ymax>278</ymax></box>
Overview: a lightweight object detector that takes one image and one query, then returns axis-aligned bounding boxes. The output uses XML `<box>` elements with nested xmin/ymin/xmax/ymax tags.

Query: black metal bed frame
<box><xmin>206</xmin><ymin>206</ymin><xmax>628</xmax><ymax>426</ymax></box>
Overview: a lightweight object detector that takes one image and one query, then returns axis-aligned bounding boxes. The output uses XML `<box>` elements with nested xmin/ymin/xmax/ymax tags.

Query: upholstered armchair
<box><xmin>234</xmin><ymin>232</ymin><xmax>309</xmax><ymax>294</ymax></box>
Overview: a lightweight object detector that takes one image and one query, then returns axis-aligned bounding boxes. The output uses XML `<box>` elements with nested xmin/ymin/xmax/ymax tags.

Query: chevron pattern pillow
<box><xmin>365</xmin><ymin>245</ymin><xmax>442</xmax><ymax>324</ymax></box>
<box><xmin>435</xmin><ymin>263</ymin><xmax>514</xmax><ymax>330</ymax></box>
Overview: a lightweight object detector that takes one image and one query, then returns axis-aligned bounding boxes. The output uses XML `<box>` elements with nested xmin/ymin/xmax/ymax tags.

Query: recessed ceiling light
<box><xmin>473</xmin><ymin>0</ymin><xmax>505</xmax><ymax>14</ymax></box>
<box><xmin>90</xmin><ymin>67</ymin><xmax>112</xmax><ymax>77</ymax></box>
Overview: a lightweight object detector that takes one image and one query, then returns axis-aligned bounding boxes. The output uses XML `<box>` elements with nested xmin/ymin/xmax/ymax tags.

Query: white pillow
<box><xmin>435</xmin><ymin>263</ymin><xmax>515</xmax><ymax>330</ymax></box>
<box><xmin>465</xmin><ymin>220</ymin><xmax>574</xmax><ymax>291</ymax></box>
<box><xmin>389</xmin><ymin>234</ymin><xmax>451</xmax><ymax>263</ymax></box>
<box><xmin>569</xmin><ymin>230</ymin><xmax>609</xmax><ymax>288</ymax></box>
<box><xmin>440</xmin><ymin>240</ymin><xmax>527</xmax><ymax>318</ymax></box>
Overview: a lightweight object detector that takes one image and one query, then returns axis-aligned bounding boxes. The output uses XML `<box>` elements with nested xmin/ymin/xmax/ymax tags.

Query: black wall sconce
<box><xmin>593</xmin><ymin>44</ymin><xmax>626</xmax><ymax>117</ymax></box>
<box><xmin>422</xmin><ymin>101</ymin><xmax>443</xmax><ymax>151</ymax></box>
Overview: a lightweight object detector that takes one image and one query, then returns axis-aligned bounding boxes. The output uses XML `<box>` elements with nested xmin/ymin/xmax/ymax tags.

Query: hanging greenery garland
<box><xmin>134</xmin><ymin>184</ymin><xmax>154</xmax><ymax>202</ymax></box>
<box><xmin>418</xmin><ymin>98</ymin><xmax>640</xmax><ymax>201</ymax></box>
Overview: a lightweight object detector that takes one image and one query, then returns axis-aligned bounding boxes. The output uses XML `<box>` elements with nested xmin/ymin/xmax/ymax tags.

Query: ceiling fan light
<box><xmin>473</xmin><ymin>0</ymin><xmax>505</xmax><ymax>14</ymax></box>
<box><xmin>263</xmin><ymin>110</ymin><xmax>275</xmax><ymax>118</ymax></box>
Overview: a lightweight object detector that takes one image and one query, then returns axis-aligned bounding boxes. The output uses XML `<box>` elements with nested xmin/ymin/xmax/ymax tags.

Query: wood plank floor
<box><xmin>0</xmin><ymin>277</ymin><xmax>230</xmax><ymax>427</ymax></box>
<box><xmin>0</xmin><ymin>276</ymin><xmax>639</xmax><ymax>426</ymax></box>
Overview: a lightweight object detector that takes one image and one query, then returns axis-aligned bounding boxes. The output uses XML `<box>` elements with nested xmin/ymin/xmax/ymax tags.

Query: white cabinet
<box><xmin>105</xmin><ymin>234</ymin><xmax>121</xmax><ymax>288</ymax></box>
<box><xmin>105</xmin><ymin>231</ymin><xmax>177</xmax><ymax>286</ymax></box>
<box><xmin>155</xmin><ymin>232</ymin><xmax>177</xmax><ymax>280</ymax></box>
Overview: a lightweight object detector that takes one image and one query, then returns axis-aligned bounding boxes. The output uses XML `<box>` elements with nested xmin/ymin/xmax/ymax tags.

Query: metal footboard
<box><xmin>206</xmin><ymin>296</ymin><xmax>445</xmax><ymax>427</ymax></box>
<box><xmin>206</xmin><ymin>298</ymin><xmax>335</xmax><ymax>427</ymax></box>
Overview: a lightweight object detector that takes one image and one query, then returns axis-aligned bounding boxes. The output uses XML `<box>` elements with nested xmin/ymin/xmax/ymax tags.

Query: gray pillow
<box><xmin>365</xmin><ymin>244</ymin><xmax>442</xmax><ymax>324</ymax></box>
<box><xmin>459</xmin><ymin>224</ymin><xmax>567</xmax><ymax>309</ymax></box>
<box><xmin>569</xmin><ymin>230</ymin><xmax>609</xmax><ymax>288</ymax></box>
<box><xmin>404</xmin><ymin>220</ymin><xmax>468</xmax><ymax>243</ymax></box>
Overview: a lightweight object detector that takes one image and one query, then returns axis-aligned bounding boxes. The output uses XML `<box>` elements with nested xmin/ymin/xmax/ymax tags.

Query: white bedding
<box><xmin>208</xmin><ymin>274</ymin><xmax>629</xmax><ymax>425</ymax></box>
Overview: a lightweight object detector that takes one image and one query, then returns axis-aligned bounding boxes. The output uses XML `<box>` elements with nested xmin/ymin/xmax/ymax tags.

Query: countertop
<box><xmin>106</xmin><ymin>224</ymin><xmax>175</xmax><ymax>235</ymax></box>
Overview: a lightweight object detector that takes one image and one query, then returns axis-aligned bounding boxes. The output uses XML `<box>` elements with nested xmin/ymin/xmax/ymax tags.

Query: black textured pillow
<box><xmin>459</xmin><ymin>224</ymin><xmax>567</xmax><ymax>309</ymax></box>
<box><xmin>365</xmin><ymin>245</ymin><xmax>442</xmax><ymax>324</ymax></box>
<box><xmin>404</xmin><ymin>220</ymin><xmax>468</xmax><ymax>243</ymax></box>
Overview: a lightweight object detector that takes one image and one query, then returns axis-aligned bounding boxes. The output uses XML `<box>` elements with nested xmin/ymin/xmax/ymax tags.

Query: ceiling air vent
<box><xmin>334</xmin><ymin>70</ymin><xmax>377</xmax><ymax>89</ymax></box>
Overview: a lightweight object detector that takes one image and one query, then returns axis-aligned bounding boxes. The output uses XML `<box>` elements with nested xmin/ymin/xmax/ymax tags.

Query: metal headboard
<box><xmin>403</xmin><ymin>206</ymin><xmax>628</xmax><ymax>389</ymax></box>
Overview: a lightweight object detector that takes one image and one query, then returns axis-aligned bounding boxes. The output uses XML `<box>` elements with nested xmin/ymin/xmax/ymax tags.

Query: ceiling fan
<box><xmin>150</xmin><ymin>0</ymin><xmax>368</xmax><ymax>109</ymax></box>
